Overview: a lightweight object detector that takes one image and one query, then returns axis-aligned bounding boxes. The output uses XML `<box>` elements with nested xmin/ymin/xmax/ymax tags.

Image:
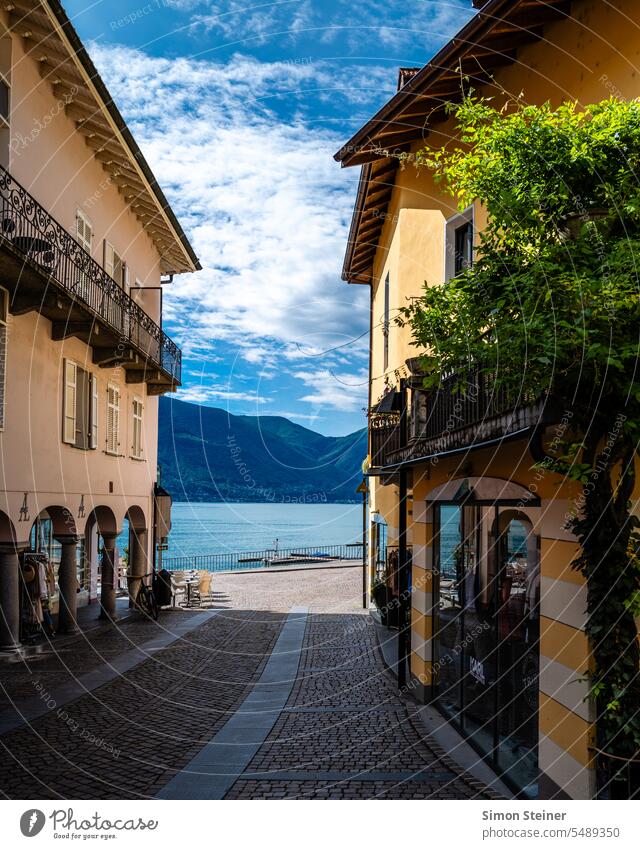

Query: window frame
<box><xmin>62</xmin><ymin>359</ymin><xmax>98</xmax><ymax>450</ymax></box>
<box><xmin>444</xmin><ymin>205</ymin><xmax>475</xmax><ymax>282</ymax></box>
<box><xmin>105</xmin><ymin>382</ymin><xmax>121</xmax><ymax>456</ymax></box>
<box><xmin>382</xmin><ymin>271</ymin><xmax>390</xmax><ymax>372</ymax></box>
<box><xmin>103</xmin><ymin>240</ymin><xmax>127</xmax><ymax>287</ymax></box>
<box><xmin>131</xmin><ymin>396</ymin><xmax>144</xmax><ymax>460</ymax></box>
<box><xmin>75</xmin><ymin>208</ymin><xmax>93</xmax><ymax>254</ymax></box>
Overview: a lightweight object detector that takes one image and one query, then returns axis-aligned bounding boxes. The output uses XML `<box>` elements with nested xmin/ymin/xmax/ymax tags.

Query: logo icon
<box><xmin>20</xmin><ymin>810</ymin><xmax>45</xmax><ymax>838</ymax></box>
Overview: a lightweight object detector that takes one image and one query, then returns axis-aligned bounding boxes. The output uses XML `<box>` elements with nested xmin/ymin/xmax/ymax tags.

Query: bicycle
<box><xmin>132</xmin><ymin>571</ymin><xmax>159</xmax><ymax>621</ymax></box>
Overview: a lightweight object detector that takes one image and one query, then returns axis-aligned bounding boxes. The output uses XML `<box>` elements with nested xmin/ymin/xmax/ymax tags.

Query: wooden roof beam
<box><xmin>52</xmin><ymin>83</ymin><xmax>100</xmax><ymax>115</ymax></box>
<box><xmin>350</xmin><ymin>257</ymin><xmax>375</xmax><ymax>276</ymax></box>
<box><xmin>485</xmin><ymin>2</ymin><xmax>572</xmax><ymax>35</ymax></box>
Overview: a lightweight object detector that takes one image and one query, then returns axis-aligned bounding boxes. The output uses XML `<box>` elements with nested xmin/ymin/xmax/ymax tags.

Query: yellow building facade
<box><xmin>337</xmin><ymin>0</ymin><xmax>640</xmax><ymax>799</ymax></box>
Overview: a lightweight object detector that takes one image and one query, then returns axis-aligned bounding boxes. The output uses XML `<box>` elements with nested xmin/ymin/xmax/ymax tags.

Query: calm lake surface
<box><xmin>164</xmin><ymin>502</ymin><xmax>362</xmax><ymax>559</ymax></box>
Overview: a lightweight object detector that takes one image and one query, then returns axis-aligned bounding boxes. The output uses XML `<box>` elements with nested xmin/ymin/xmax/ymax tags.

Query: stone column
<box><xmin>128</xmin><ymin>528</ymin><xmax>148</xmax><ymax>607</ymax></box>
<box><xmin>99</xmin><ymin>533</ymin><xmax>118</xmax><ymax>621</ymax></box>
<box><xmin>0</xmin><ymin>544</ymin><xmax>21</xmax><ymax>651</ymax></box>
<box><xmin>56</xmin><ymin>535</ymin><xmax>79</xmax><ymax>635</ymax></box>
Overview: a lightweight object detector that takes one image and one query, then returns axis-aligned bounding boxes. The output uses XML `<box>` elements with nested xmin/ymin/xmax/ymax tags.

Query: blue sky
<box><xmin>64</xmin><ymin>0</ymin><xmax>474</xmax><ymax>435</ymax></box>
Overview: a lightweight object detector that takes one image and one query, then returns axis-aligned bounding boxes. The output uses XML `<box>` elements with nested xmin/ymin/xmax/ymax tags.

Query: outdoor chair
<box><xmin>197</xmin><ymin>570</ymin><xmax>214</xmax><ymax>606</ymax></box>
<box><xmin>170</xmin><ymin>571</ymin><xmax>188</xmax><ymax>607</ymax></box>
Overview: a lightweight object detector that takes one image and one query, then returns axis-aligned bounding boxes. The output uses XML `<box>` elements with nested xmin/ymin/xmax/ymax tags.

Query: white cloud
<box><xmin>164</xmin><ymin>0</ymin><xmax>473</xmax><ymax>53</ymax></box>
<box><xmin>176</xmin><ymin>385</ymin><xmax>271</xmax><ymax>404</ymax></box>
<box><xmin>87</xmin><ymin>43</ymin><xmax>380</xmax><ymax>423</ymax></box>
<box><xmin>90</xmin><ymin>45</ymin><xmax>373</xmax><ymax>353</ymax></box>
<box><xmin>294</xmin><ymin>367</ymin><xmax>369</xmax><ymax>412</ymax></box>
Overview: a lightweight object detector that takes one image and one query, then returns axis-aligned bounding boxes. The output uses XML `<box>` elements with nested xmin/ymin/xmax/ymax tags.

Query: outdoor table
<box><xmin>12</xmin><ymin>235</ymin><xmax>52</xmax><ymax>255</ymax></box>
<box><xmin>184</xmin><ymin>577</ymin><xmax>199</xmax><ymax>607</ymax></box>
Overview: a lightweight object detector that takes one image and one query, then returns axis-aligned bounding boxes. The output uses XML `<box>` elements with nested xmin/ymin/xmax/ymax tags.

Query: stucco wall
<box><xmin>0</xmin><ymin>20</ymin><xmax>175</xmax><ymax>560</ymax></box>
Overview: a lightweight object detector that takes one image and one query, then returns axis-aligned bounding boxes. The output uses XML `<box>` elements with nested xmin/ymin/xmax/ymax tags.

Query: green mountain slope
<box><xmin>158</xmin><ymin>397</ymin><xmax>367</xmax><ymax>503</ymax></box>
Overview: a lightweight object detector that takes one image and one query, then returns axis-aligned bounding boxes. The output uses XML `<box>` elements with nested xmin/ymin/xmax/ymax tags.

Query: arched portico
<box><xmin>84</xmin><ymin>506</ymin><xmax>120</xmax><ymax>621</ymax></box>
<box><xmin>122</xmin><ymin>505</ymin><xmax>149</xmax><ymax>607</ymax></box>
<box><xmin>0</xmin><ymin>510</ymin><xmax>21</xmax><ymax>651</ymax></box>
<box><xmin>29</xmin><ymin>506</ymin><xmax>79</xmax><ymax>635</ymax></box>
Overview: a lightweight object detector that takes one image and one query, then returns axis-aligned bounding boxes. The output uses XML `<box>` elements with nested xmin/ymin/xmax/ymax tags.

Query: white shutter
<box><xmin>90</xmin><ymin>373</ymin><xmax>98</xmax><ymax>449</ymax></box>
<box><xmin>132</xmin><ymin>398</ymin><xmax>143</xmax><ymax>458</ymax></box>
<box><xmin>63</xmin><ymin>359</ymin><xmax>77</xmax><ymax>444</ymax></box>
<box><xmin>123</xmin><ymin>263</ymin><xmax>130</xmax><ymax>290</ymax></box>
<box><xmin>76</xmin><ymin>210</ymin><xmax>92</xmax><ymax>253</ymax></box>
<box><xmin>103</xmin><ymin>240</ymin><xmax>115</xmax><ymax>278</ymax></box>
<box><xmin>106</xmin><ymin>383</ymin><xmax>120</xmax><ymax>454</ymax></box>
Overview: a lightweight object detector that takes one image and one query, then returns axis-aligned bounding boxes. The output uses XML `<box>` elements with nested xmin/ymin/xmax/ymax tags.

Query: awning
<box><xmin>371</xmin><ymin>390</ymin><xmax>402</xmax><ymax>413</ymax></box>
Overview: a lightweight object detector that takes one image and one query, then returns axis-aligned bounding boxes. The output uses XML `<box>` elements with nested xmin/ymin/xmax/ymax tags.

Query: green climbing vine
<box><xmin>398</xmin><ymin>95</ymin><xmax>640</xmax><ymax>767</ymax></box>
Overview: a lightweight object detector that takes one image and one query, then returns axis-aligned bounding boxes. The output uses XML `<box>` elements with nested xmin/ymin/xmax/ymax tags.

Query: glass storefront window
<box><xmin>434</xmin><ymin>501</ymin><xmax>539</xmax><ymax>797</ymax></box>
<box><xmin>436</xmin><ymin>505</ymin><xmax>463</xmax><ymax>717</ymax></box>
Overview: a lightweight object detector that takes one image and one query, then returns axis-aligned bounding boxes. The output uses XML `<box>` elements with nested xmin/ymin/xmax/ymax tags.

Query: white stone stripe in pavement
<box><xmin>156</xmin><ymin>605</ymin><xmax>309</xmax><ymax>800</ymax></box>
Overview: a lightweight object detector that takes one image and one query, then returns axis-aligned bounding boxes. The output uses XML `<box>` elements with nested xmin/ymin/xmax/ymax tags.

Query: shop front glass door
<box><xmin>496</xmin><ymin>517</ymin><xmax>539</xmax><ymax>797</ymax></box>
<box><xmin>434</xmin><ymin>503</ymin><xmax>539</xmax><ymax>797</ymax></box>
<box><xmin>460</xmin><ymin>505</ymin><xmax>498</xmax><ymax>756</ymax></box>
<box><xmin>436</xmin><ymin>505</ymin><xmax>463</xmax><ymax>717</ymax></box>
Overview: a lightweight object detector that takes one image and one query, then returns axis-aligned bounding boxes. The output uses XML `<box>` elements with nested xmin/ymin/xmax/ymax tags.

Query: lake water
<box><xmin>164</xmin><ymin>502</ymin><xmax>362</xmax><ymax>559</ymax></box>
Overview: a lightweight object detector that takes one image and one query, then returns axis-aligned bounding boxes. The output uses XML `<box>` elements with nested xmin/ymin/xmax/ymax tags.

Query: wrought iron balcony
<box><xmin>0</xmin><ymin>164</ymin><xmax>181</xmax><ymax>392</ymax></box>
<box><xmin>370</xmin><ymin>365</ymin><xmax>552</xmax><ymax>470</ymax></box>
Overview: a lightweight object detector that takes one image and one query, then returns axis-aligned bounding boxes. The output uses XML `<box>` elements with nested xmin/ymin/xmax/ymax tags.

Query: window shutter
<box><xmin>103</xmin><ymin>240</ymin><xmax>115</xmax><ymax>278</ymax></box>
<box><xmin>132</xmin><ymin>398</ymin><xmax>143</xmax><ymax>458</ymax></box>
<box><xmin>106</xmin><ymin>384</ymin><xmax>120</xmax><ymax>454</ymax></box>
<box><xmin>90</xmin><ymin>373</ymin><xmax>98</xmax><ymax>449</ymax></box>
<box><xmin>63</xmin><ymin>359</ymin><xmax>77</xmax><ymax>444</ymax></box>
<box><xmin>76</xmin><ymin>211</ymin><xmax>92</xmax><ymax>253</ymax></box>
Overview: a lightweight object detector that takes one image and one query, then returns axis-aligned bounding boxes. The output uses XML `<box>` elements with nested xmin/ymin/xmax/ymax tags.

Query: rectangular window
<box><xmin>62</xmin><ymin>359</ymin><xmax>98</xmax><ymax>450</ymax></box>
<box><xmin>103</xmin><ymin>240</ymin><xmax>127</xmax><ymax>287</ymax></box>
<box><xmin>0</xmin><ymin>287</ymin><xmax>7</xmax><ymax>430</ymax></box>
<box><xmin>454</xmin><ymin>221</ymin><xmax>473</xmax><ymax>275</ymax></box>
<box><xmin>0</xmin><ymin>77</ymin><xmax>8</xmax><ymax>125</ymax></box>
<box><xmin>131</xmin><ymin>397</ymin><xmax>143</xmax><ymax>459</ymax></box>
<box><xmin>445</xmin><ymin>207</ymin><xmax>474</xmax><ymax>281</ymax></box>
<box><xmin>75</xmin><ymin>209</ymin><xmax>93</xmax><ymax>253</ymax></box>
<box><xmin>90</xmin><ymin>373</ymin><xmax>99</xmax><ymax>450</ymax></box>
<box><xmin>383</xmin><ymin>272</ymin><xmax>390</xmax><ymax>371</ymax></box>
<box><xmin>63</xmin><ymin>359</ymin><xmax>77</xmax><ymax>445</ymax></box>
<box><xmin>106</xmin><ymin>383</ymin><xmax>120</xmax><ymax>455</ymax></box>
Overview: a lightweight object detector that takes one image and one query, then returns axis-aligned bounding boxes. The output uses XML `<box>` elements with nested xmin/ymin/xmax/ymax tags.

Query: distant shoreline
<box><xmin>170</xmin><ymin>498</ymin><xmax>361</xmax><ymax>505</ymax></box>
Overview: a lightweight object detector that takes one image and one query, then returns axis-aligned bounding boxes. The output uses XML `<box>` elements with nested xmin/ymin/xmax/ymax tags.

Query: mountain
<box><xmin>158</xmin><ymin>397</ymin><xmax>368</xmax><ymax>503</ymax></box>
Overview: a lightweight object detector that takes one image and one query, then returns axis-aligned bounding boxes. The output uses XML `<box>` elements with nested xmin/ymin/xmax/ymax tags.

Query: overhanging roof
<box><xmin>337</xmin><ymin>0</ymin><xmax>574</xmax><ymax>283</ymax></box>
<box><xmin>335</xmin><ymin>0</ymin><xmax>573</xmax><ymax>169</ymax></box>
<box><xmin>8</xmin><ymin>1</ymin><xmax>200</xmax><ymax>275</ymax></box>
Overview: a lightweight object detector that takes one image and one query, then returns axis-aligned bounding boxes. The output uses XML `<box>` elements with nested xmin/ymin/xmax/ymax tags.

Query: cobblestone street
<box><xmin>0</xmin><ymin>566</ymin><xmax>499</xmax><ymax>800</ymax></box>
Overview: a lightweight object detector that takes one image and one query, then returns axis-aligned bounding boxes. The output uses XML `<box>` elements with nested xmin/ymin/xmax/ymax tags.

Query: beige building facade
<box><xmin>0</xmin><ymin>2</ymin><xmax>198</xmax><ymax>646</ymax></box>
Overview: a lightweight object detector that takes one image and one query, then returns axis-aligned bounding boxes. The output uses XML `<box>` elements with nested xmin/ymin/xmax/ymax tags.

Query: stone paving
<box><xmin>0</xmin><ymin>566</ymin><xmax>499</xmax><ymax>800</ymax></box>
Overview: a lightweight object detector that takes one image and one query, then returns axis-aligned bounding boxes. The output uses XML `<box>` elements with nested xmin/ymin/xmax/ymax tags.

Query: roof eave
<box><xmin>45</xmin><ymin>0</ymin><xmax>201</xmax><ymax>274</ymax></box>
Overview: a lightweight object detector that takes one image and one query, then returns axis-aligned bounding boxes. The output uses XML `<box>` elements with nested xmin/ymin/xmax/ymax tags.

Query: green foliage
<box><xmin>400</xmin><ymin>95</ymin><xmax>640</xmax><ymax>765</ymax></box>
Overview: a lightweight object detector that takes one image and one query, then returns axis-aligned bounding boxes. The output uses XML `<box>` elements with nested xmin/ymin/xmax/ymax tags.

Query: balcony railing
<box><xmin>370</xmin><ymin>366</ymin><xmax>549</xmax><ymax>469</ymax></box>
<box><xmin>0</xmin><ymin>163</ymin><xmax>181</xmax><ymax>384</ymax></box>
<box><xmin>370</xmin><ymin>413</ymin><xmax>405</xmax><ymax>467</ymax></box>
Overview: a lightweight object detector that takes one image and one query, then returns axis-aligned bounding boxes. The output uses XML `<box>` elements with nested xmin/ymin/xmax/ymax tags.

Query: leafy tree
<box><xmin>399</xmin><ymin>96</ymin><xmax>640</xmax><ymax>773</ymax></box>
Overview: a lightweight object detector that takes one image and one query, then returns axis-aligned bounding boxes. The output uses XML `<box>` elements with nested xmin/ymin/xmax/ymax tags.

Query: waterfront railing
<box><xmin>162</xmin><ymin>542</ymin><xmax>364</xmax><ymax>573</ymax></box>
